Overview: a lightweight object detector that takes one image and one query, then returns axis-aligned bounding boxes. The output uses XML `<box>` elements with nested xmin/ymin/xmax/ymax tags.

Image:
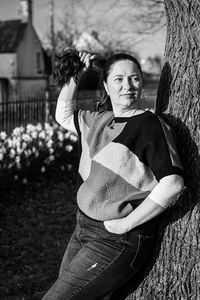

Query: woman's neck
<box><xmin>113</xmin><ymin>107</ymin><xmax>145</xmax><ymax>118</ymax></box>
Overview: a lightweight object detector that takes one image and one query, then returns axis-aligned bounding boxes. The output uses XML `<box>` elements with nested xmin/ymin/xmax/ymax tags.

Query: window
<box><xmin>36</xmin><ymin>52</ymin><xmax>42</xmax><ymax>73</ymax></box>
<box><xmin>0</xmin><ymin>79</ymin><xmax>9</xmax><ymax>102</ymax></box>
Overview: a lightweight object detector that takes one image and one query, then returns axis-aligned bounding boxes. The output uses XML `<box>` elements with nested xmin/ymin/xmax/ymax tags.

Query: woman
<box><xmin>42</xmin><ymin>49</ymin><xmax>184</xmax><ymax>299</ymax></box>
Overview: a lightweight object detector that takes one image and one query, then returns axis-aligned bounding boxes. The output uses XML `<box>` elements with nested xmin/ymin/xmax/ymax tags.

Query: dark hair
<box><xmin>53</xmin><ymin>48</ymin><xmax>142</xmax><ymax>111</ymax></box>
<box><xmin>102</xmin><ymin>53</ymin><xmax>142</xmax><ymax>81</ymax></box>
<box><xmin>53</xmin><ymin>48</ymin><xmax>106</xmax><ymax>86</ymax></box>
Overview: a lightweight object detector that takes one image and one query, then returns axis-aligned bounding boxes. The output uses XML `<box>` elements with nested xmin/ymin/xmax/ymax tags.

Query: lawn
<box><xmin>0</xmin><ymin>174</ymin><xmax>77</xmax><ymax>300</ymax></box>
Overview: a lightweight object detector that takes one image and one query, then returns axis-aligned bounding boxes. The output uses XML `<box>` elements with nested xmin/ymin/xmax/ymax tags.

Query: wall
<box><xmin>16</xmin><ymin>22</ymin><xmax>47</xmax><ymax>96</ymax></box>
<box><xmin>0</xmin><ymin>53</ymin><xmax>17</xmax><ymax>78</ymax></box>
<box><xmin>17</xmin><ymin>78</ymin><xmax>47</xmax><ymax>98</ymax></box>
<box><xmin>17</xmin><ymin>23</ymin><xmax>46</xmax><ymax>77</ymax></box>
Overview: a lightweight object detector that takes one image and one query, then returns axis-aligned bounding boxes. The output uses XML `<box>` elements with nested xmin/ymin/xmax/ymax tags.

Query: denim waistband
<box><xmin>79</xmin><ymin>208</ymin><xmax>102</xmax><ymax>222</ymax></box>
<box><xmin>78</xmin><ymin>208</ymin><xmax>158</xmax><ymax>236</ymax></box>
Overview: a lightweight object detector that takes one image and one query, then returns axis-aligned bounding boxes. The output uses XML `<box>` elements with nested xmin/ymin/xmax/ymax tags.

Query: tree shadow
<box><xmin>109</xmin><ymin>62</ymin><xmax>200</xmax><ymax>300</ymax></box>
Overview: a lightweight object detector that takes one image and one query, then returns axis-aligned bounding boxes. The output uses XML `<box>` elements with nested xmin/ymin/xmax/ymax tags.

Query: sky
<box><xmin>0</xmin><ymin>0</ymin><xmax>166</xmax><ymax>60</ymax></box>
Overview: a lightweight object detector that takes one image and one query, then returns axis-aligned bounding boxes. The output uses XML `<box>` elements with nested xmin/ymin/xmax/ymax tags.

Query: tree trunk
<box><xmin>125</xmin><ymin>1</ymin><xmax>200</xmax><ymax>299</ymax></box>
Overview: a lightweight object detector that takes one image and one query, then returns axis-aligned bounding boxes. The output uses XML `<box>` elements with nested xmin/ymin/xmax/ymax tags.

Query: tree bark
<box><xmin>125</xmin><ymin>1</ymin><xmax>200</xmax><ymax>299</ymax></box>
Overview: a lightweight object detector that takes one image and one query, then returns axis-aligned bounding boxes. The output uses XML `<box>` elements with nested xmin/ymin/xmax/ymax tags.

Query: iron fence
<box><xmin>0</xmin><ymin>98</ymin><xmax>57</xmax><ymax>134</ymax></box>
<box><xmin>0</xmin><ymin>97</ymin><xmax>99</xmax><ymax>134</ymax></box>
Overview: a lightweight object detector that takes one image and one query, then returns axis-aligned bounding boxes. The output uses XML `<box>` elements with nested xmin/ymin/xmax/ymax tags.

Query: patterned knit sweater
<box><xmin>67</xmin><ymin>109</ymin><xmax>184</xmax><ymax>220</ymax></box>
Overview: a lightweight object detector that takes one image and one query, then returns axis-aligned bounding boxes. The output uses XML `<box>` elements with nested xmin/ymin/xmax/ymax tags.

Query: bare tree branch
<box><xmin>53</xmin><ymin>0</ymin><xmax>166</xmax><ymax>55</ymax></box>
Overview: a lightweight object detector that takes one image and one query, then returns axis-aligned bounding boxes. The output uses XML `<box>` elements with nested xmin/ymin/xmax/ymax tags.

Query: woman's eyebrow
<box><xmin>113</xmin><ymin>74</ymin><xmax>123</xmax><ymax>77</ymax></box>
<box><xmin>113</xmin><ymin>73</ymin><xmax>139</xmax><ymax>78</ymax></box>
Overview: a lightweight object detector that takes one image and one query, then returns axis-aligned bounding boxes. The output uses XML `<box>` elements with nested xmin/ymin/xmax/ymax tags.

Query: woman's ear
<box><xmin>103</xmin><ymin>81</ymin><xmax>109</xmax><ymax>95</ymax></box>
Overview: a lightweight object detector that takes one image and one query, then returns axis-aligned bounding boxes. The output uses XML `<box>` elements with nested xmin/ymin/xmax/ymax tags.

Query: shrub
<box><xmin>0</xmin><ymin>122</ymin><xmax>79</xmax><ymax>189</ymax></box>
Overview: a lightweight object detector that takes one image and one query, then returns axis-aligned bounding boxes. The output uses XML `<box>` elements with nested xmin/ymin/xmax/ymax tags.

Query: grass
<box><xmin>0</xmin><ymin>173</ymin><xmax>77</xmax><ymax>300</ymax></box>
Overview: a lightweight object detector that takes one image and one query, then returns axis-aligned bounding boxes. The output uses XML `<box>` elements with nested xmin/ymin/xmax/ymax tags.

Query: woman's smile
<box><xmin>120</xmin><ymin>92</ymin><xmax>137</xmax><ymax>97</ymax></box>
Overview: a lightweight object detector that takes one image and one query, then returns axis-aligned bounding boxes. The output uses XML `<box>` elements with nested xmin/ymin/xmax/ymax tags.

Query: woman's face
<box><xmin>103</xmin><ymin>60</ymin><xmax>143</xmax><ymax>112</ymax></box>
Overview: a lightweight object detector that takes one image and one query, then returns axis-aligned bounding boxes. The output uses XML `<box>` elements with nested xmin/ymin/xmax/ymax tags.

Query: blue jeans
<box><xmin>42</xmin><ymin>209</ymin><xmax>156</xmax><ymax>300</ymax></box>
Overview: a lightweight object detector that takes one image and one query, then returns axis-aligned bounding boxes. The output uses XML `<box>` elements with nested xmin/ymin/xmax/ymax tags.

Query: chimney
<box><xmin>20</xmin><ymin>0</ymin><xmax>33</xmax><ymax>23</ymax></box>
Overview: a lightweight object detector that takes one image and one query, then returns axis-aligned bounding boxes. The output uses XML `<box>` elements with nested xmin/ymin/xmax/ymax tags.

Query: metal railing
<box><xmin>0</xmin><ymin>97</ymin><xmax>99</xmax><ymax>134</ymax></box>
<box><xmin>0</xmin><ymin>98</ymin><xmax>57</xmax><ymax>133</ymax></box>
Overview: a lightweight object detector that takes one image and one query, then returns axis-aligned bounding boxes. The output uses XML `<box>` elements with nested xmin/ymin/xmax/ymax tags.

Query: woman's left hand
<box><xmin>104</xmin><ymin>217</ymin><xmax>130</xmax><ymax>234</ymax></box>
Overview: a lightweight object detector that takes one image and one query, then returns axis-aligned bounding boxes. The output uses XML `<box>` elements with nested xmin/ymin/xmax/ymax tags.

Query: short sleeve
<box><xmin>74</xmin><ymin>109</ymin><xmax>99</xmax><ymax>137</ymax></box>
<box><xmin>73</xmin><ymin>109</ymin><xmax>100</xmax><ymax>139</ymax></box>
<box><xmin>143</xmin><ymin>115</ymin><xmax>183</xmax><ymax>181</ymax></box>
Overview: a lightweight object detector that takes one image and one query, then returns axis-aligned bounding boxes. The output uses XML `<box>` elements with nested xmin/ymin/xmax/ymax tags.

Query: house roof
<box><xmin>0</xmin><ymin>20</ymin><xmax>27</xmax><ymax>53</ymax></box>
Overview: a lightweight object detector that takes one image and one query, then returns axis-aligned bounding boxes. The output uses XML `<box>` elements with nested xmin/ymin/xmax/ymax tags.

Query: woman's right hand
<box><xmin>79</xmin><ymin>52</ymin><xmax>96</xmax><ymax>71</ymax></box>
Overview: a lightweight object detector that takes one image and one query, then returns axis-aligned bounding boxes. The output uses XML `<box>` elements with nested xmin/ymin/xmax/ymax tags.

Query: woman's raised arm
<box><xmin>55</xmin><ymin>51</ymin><xmax>96</xmax><ymax>134</ymax></box>
<box><xmin>55</xmin><ymin>78</ymin><xmax>78</xmax><ymax>133</ymax></box>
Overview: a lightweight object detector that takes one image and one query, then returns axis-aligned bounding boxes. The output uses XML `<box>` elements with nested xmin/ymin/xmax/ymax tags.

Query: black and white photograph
<box><xmin>0</xmin><ymin>0</ymin><xmax>200</xmax><ymax>299</ymax></box>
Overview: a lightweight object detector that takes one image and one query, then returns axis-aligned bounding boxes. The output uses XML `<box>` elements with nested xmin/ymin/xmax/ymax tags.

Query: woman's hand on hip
<box><xmin>104</xmin><ymin>217</ymin><xmax>131</xmax><ymax>234</ymax></box>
